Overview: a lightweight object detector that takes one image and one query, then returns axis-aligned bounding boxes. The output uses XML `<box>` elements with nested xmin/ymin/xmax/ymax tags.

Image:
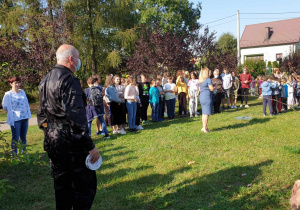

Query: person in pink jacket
<box><xmin>239</xmin><ymin>67</ymin><xmax>252</xmax><ymax>108</ymax></box>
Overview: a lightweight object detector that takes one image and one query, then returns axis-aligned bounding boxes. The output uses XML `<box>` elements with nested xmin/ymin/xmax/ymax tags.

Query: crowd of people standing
<box><xmin>82</xmin><ymin>66</ymin><xmax>300</xmax><ymax>135</ymax></box>
<box><xmin>81</xmin><ymin>67</ymin><xmax>249</xmax><ymax>135</ymax></box>
<box><xmin>2</xmin><ymin>66</ymin><xmax>300</xmax><ymax>153</ymax></box>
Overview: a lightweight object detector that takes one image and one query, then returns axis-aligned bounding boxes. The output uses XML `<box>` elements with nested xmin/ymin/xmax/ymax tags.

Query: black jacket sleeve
<box><xmin>37</xmin><ymin>66</ymin><xmax>95</xmax><ymax>153</ymax></box>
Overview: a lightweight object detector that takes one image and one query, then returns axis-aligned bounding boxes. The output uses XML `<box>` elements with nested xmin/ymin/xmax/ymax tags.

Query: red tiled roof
<box><xmin>240</xmin><ymin>17</ymin><xmax>300</xmax><ymax>48</ymax></box>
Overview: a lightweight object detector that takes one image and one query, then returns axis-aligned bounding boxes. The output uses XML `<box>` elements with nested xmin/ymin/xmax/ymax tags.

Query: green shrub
<box><xmin>244</xmin><ymin>59</ymin><xmax>266</xmax><ymax>78</ymax></box>
<box><xmin>272</xmin><ymin>61</ymin><xmax>279</xmax><ymax>68</ymax></box>
<box><xmin>267</xmin><ymin>61</ymin><xmax>272</xmax><ymax>68</ymax></box>
<box><xmin>26</xmin><ymin>89</ymin><xmax>39</xmax><ymax>103</ymax></box>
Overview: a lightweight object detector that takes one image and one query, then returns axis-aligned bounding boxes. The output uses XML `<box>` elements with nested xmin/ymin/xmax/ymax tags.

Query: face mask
<box><xmin>214</xmin><ymin>75</ymin><xmax>219</xmax><ymax>78</ymax></box>
<box><xmin>72</xmin><ymin>57</ymin><xmax>81</xmax><ymax>72</ymax></box>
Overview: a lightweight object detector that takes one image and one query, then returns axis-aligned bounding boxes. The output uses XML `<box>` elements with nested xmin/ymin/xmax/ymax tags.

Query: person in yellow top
<box><xmin>176</xmin><ymin>74</ymin><xmax>188</xmax><ymax>116</ymax></box>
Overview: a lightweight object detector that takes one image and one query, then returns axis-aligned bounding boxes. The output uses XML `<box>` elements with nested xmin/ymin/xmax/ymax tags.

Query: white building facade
<box><xmin>241</xmin><ymin>41</ymin><xmax>300</xmax><ymax>64</ymax></box>
<box><xmin>240</xmin><ymin>18</ymin><xmax>300</xmax><ymax>65</ymax></box>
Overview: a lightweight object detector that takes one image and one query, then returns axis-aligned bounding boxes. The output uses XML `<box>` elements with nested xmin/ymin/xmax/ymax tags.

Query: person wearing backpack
<box><xmin>92</xmin><ymin>74</ymin><xmax>104</xmax><ymax>135</ymax></box>
<box><xmin>85</xmin><ymin>77</ymin><xmax>110</xmax><ymax>138</ymax></box>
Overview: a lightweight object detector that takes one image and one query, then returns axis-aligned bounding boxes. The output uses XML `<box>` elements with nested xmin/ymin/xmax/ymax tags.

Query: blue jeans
<box><xmin>166</xmin><ymin>98</ymin><xmax>176</xmax><ymax>119</ymax></box>
<box><xmin>126</xmin><ymin>101</ymin><xmax>137</xmax><ymax>129</ymax></box>
<box><xmin>10</xmin><ymin>119</ymin><xmax>29</xmax><ymax>155</ymax></box>
<box><xmin>263</xmin><ymin>95</ymin><xmax>273</xmax><ymax>115</ymax></box>
<box><xmin>88</xmin><ymin>115</ymin><xmax>108</xmax><ymax>136</ymax></box>
<box><xmin>150</xmin><ymin>103</ymin><xmax>159</xmax><ymax>122</ymax></box>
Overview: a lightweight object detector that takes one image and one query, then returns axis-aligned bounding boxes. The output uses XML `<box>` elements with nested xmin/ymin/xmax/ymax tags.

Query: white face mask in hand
<box><xmin>214</xmin><ymin>75</ymin><xmax>219</xmax><ymax>78</ymax></box>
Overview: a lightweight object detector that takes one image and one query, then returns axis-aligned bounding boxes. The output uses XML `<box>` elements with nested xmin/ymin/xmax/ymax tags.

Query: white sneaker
<box><xmin>234</xmin><ymin>105</ymin><xmax>237</xmax><ymax>108</ymax></box>
<box><xmin>190</xmin><ymin>114</ymin><xmax>193</xmax><ymax>118</ymax></box>
<box><xmin>240</xmin><ymin>104</ymin><xmax>243</xmax><ymax>108</ymax></box>
<box><xmin>245</xmin><ymin>105</ymin><xmax>249</xmax><ymax>108</ymax></box>
<box><xmin>113</xmin><ymin>130</ymin><xmax>118</xmax><ymax>134</ymax></box>
<box><xmin>136</xmin><ymin>125</ymin><xmax>144</xmax><ymax>130</ymax></box>
<box><xmin>118</xmin><ymin>129</ymin><xmax>126</xmax><ymax>134</ymax></box>
<box><xmin>231</xmin><ymin>106</ymin><xmax>234</xmax><ymax>109</ymax></box>
<box><xmin>195</xmin><ymin>114</ymin><xmax>198</xmax><ymax>117</ymax></box>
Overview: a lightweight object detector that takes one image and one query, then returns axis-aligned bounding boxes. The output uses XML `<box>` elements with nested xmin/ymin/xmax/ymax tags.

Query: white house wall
<box><xmin>240</xmin><ymin>43</ymin><xmax>298</xmax><ymax>64</ymax></box>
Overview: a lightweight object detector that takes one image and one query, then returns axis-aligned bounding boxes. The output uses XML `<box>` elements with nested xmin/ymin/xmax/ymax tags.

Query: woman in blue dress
<box><xmin>199</xmin><ymin>68</ymin><xmax>215</xmax><ymax>133</ymax></box>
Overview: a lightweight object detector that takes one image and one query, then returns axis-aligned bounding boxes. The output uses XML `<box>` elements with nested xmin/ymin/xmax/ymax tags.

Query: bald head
<box><xmin>56</xmin><ymin>44</ymin><xmax>79</xmax><ymax>64</ymax></box>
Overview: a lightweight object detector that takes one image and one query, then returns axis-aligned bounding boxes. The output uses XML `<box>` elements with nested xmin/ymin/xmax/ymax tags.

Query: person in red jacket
<box><xmin>239</xmin><ymin>67</ymin><xmax>252</xmax><ymax>108</ymax></box>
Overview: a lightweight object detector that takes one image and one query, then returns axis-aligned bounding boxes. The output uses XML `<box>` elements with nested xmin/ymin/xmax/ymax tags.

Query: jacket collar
<box><xmin>54</xmin><ymin>64</ymin><xmax>73</xmax><ymax>74</ymax></box>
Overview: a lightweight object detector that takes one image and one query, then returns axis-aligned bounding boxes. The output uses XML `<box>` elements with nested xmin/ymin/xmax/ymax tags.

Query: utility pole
<box><xmin>237</xmin><ymin>10</ymin><xmax>240</xmax><ymax>66</ymax></box>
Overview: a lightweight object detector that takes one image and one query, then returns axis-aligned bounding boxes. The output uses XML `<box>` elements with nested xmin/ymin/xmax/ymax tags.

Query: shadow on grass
<box><xmin>142</xmin><ymin>116</ymin><xmax>196</xmax><ymax>130</ymax></box>
<box><xmin>149</xmin><ymin>160</ymin><xmax>276</xmax><ymax>209</ymax></box>
<box><xmin>95</xmin><ymin>166</ymin><xmax>192</xmax><ymax>209</ymax></box>
<box><xmin>213</xmin><ymin>117</ymin><xmax>271</xmax><ymax>132</ymax></box>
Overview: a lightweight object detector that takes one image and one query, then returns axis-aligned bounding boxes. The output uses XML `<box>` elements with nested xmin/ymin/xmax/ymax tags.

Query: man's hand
<box><xmin>89</xmin><ymin>147</ymin><xmax>100</xmax><ymax>164</ymax></box>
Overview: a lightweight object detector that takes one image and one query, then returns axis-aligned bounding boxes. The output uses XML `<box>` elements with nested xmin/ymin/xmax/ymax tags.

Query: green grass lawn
<box><xmin>1</xmin><ymin>97</ymin><xmax>300</xmax><ymax>209</ymax></box>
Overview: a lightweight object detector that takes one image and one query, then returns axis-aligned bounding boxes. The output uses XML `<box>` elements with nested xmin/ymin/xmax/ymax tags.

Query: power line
<box><xmin>202</xmin><ymin>14</ymin><xmax>235</xmax><ymax>26</ymax></box>
<box><xmin>241</xmin><ymin>11</ymin><xmax>300</xmax><ymax>15</ymax></box>
<box><xmin>209</xmin><ymin>19</ymin><xmax>236</xmax><ymax>28</ymax></box>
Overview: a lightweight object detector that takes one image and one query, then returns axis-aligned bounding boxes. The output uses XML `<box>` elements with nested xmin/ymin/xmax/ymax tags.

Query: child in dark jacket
<box><xmin>271</xmin><ymin>76</ymin><xmax>280</xmax><ymax>115</ymax></box>
<box><xmin>85</xmin><ymin>77</ymin><xmax>110</xmax><ymax>138</ymax></box>
<box><xmin>277</xmin><ymin>79</ymin><xmax>283</xmax><ymax>114</ymax></box>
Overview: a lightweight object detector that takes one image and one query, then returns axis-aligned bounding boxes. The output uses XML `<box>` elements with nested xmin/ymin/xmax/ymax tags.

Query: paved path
<box><xmin>0</xmin><ymin>117</ymin><xmax>38</xmax><ymax>131</ymax></box>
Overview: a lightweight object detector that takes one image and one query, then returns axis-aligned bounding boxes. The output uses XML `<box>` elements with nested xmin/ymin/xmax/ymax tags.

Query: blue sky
<box><xmin>190</xmin><ymin>0</ymin><xmax>300</xmax><ymax>39</ymax></box>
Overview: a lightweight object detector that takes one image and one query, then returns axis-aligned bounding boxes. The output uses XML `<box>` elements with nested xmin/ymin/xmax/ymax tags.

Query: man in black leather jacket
<box><xmin>37</xmin><ymin>44</ymin><xmax>100</xmax><ymax>209</ymax></box>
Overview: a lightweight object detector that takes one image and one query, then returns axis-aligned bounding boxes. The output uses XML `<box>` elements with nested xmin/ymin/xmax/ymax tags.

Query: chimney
<box><xmin>265</xmin><ymin>27</ymin><xmax>270</xmax><ymax>40</ymax></box>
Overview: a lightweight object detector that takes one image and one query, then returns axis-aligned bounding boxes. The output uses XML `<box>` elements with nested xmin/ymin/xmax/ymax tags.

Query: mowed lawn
<box><xmin>1</xmin><ymin>97</ymin><xmax>300</xmax><ymax>209</ymax></box>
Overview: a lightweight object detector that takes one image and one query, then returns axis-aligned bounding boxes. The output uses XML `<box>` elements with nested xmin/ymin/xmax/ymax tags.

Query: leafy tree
<box><xmin>197</xmin><ymin>32</ymin><xmax>238</xmax><ymax>72</ymax></box>
<box><xmin>215</xmin><ymin>32</ymin><xmax>237</xmax><ymax>54</ymax></box>
<box><xmin>64</xmin><ymin>0</ymin><xmax>137</xmax><ymax>75</ymax></box>
<box><xmin>0</xmin><ymin>0</ymin><xmax>71</xmax><ymax>94</ymax></box>
<box><xmin>126</xmin><ymin>24</ymin><xmax>193</xmax><ymax>76</ymax></box>
<box><xmin>244</xmin><ymin>59</ymin><xmax>266</xmax><ymax>77</ymax></box>
<box><xmin>0</xmin><ymin>0</ymin><xmax>204</xmax><ymax>85</ymax></box>
<box><xmin>281</xmin><ymin>51</ymin><xmax>300</xmax><ymax>74</ymax></box>
<box><xmin>136</xmin><ymin>0</ymin><xmax>201</xmax><ymax>34</ymax></box>
<box><xmin>190</xmin><ymin>27</ymin><xmax>217</xmax><ymax>70</ymax></box>
<box><xmin>64</xmin><ymin>0</ymin><xmax>201</xmax><ymax>75</ymax></box>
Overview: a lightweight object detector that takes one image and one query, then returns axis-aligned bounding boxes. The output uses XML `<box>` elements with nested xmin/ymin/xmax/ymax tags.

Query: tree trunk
<box><xmin>87</xmin><ymin>0</ymin><xmax>97</xmax><ymax>74</ymax></box>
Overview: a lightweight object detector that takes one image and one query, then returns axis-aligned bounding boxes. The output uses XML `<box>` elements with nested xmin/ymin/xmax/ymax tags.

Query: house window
<box><xmin>276</xmin><ymin>53</ymin><xmax>282</xmax><ymax>61</ymax></box>
<box><xmin>245</xmin><ymin>54</ymin><xmax>264</xmax><ymax>61</ymax></box>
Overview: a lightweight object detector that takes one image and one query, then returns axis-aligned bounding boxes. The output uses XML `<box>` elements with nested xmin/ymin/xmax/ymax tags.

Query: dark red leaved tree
<box><xmin>127</xmin><ymin>24</ymin><xmax>193</xmax><ymax>76</ymax></box>
<box><xmin>281</xmin><ymin>52</ymin><xmax>300</xmax><ymax>74</ymax></box>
